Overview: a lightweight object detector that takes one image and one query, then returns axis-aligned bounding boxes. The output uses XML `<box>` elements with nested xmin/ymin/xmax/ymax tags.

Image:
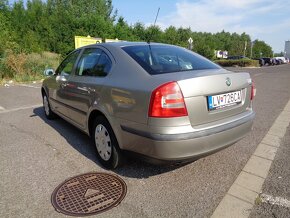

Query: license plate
<box><xmin>208</xmin><ymin>90</ymin><xmax>242</xmax><ymax>111</ymax></box>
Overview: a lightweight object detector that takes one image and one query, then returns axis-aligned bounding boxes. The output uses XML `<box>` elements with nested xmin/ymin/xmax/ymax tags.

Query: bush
<box><xmin>215</xmin><ymin>59</ymin><xmax>259</xmax><ymax>67</ymax></box>
<box><xmin>0</xmin><ymin>50</ymin><xmax>60</xmax><ymax>82</ymax></box>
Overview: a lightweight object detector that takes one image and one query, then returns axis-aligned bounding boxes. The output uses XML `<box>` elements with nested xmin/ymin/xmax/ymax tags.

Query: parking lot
<box><xmin>1</xmin><ymin>64</ymin><xmax>290</xmax><ymax>218</ymax></box>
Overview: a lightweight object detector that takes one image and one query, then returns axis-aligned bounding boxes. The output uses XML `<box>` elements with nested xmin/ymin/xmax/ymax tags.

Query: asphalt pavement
<box><xmin>0</xmin><ymin>64</ymin><xmax>290</xmax><ymax>218</ymax></box>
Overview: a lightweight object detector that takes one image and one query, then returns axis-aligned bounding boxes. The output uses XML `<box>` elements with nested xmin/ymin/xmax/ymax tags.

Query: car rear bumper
<box><xmin>120</xmin><ymin>111</ymin><xmax>255</xmax><ymax>162</ymax></box>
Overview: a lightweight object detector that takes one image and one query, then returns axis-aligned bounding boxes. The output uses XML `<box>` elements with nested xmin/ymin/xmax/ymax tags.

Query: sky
<box><xmin>113</xmin><ymin>0</ymin><xmax>290</xmax><ymax>53</ymax></box>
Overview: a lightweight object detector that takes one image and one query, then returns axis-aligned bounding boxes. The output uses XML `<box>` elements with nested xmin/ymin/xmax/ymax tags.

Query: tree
<box><xmin>176</xmin><ymin>27</ymin><xmax>191</xmax><ymax>47</ymax></box>
<box><xmin>131</xmin><ymin>22</ymin><xmax>146</xmax><ymax>41</ymax></box>
<box><xmin>114</xmin><ymin>17</ymin><xmax>133</xmax><ymax>40</ymax></box>
<box><xmin>1</xmin><ymin>0</ymin><xmax>274</xmax><ymax>60</ymax></box>
<box><xmin>0</xmin><ymin>0</ymin><xmax>20</xmax><ymax>54</ymax></box>
<box><xmin>163</xmin><ymin>26</ymin><xmax>179</xmax><ymax>45</ymax></box>
<box><xmin>252</xmin><ymin>40</ymin><xmax>273</xmax><ymax>58</ymax></box>
<box><xmin>145</xmin><ymin>25</ymin><xmax>163</xmax><ymax>43</ymax></box>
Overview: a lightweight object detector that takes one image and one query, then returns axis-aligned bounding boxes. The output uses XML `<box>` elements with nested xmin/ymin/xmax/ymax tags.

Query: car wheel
<box><xmin>43</xmin><ymin>93</ymin><xmax>56</xmax><ymax>120</ymax></box>
<box><xmin>93</xmin><ymin>116</ymin><xmax>123</xmax><ymax>169</ymax></box>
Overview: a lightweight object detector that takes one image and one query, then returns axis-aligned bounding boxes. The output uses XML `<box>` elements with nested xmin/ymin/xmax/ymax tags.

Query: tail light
<box><xmin>250</xmin><ymin>81</ymin><xmax>256</xmax><ymax>100</ymax></box>
<box><xmin>149</xmin><ymin>81</ymin><xmax>188</xmax><ymax>118</ymax></box>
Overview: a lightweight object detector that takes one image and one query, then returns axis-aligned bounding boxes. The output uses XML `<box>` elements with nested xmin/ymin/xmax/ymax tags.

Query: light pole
<box><xmin>243</xmin><ymin>41</ymin><xmax>247</xmax><ymax>58</ymax></box>
<box><xmin>250</xmin><ymin>41</ymin><xmax>254</xmax><ymax>59</ymax></box>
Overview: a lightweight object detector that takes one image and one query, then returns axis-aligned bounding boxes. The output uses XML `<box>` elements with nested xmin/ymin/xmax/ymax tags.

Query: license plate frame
<box><xmin>208</xmin><ymin>90</ymin><xmax>242</xmax><ymax>111</ymax></box>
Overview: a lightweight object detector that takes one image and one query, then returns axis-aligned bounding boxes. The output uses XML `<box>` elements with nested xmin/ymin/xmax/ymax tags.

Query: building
<box><xmin>285</xmin><ymin>40</ymin><xmax>290</xmax><ymax>58</ymax></box>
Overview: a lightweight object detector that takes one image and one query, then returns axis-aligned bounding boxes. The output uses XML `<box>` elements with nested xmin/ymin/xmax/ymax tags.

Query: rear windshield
<box><xmin>122</xmin><ymin>44</ymin><xmax>220</xmax><ymax>75</ymax></box>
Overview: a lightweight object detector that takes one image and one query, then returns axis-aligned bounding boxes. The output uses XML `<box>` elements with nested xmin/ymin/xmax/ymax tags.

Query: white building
<box><xmin>285</xmin><ymin>40</ymin><xmax>290</xmax><ymax>58</ymax></box>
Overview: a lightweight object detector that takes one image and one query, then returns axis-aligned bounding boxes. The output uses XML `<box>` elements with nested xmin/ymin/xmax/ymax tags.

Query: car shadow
<box><xmin>33</xmin><ymin>107</ymin><xmax>186</xmax><ymax>179</ymax></box>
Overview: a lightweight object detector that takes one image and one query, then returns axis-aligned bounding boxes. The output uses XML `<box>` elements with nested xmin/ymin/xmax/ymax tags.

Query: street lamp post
<box><xmin>250</xmin><ymin>41</ymin><xmax>254</xmax><ymax>59</ymax></box>
<box><xmin>243</xmin><ymin>41</ymin><xmax>247</xmax><ymax>58</ymax></box>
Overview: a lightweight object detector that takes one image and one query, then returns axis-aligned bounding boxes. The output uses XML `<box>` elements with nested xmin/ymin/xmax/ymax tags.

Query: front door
<box><xmin>53</xmin><ymin>50</ymin><xmax>81</xmax><ymax>117</ymax></box>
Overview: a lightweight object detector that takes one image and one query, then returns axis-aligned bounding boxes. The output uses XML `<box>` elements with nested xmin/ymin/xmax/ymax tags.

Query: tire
<box><xmin>43</xmin><ymin>93</ymin><xmax>56</xmax><ymax>120</ymax></box>
<box><xmin>92</xmin><ymin>116</ymin><xmax>123</xmax><ymax>169</ymax></box>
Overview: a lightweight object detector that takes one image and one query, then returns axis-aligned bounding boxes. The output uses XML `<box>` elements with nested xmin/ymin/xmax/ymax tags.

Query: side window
<box><xmin>56</xmin><ymin>50</ymin><xmax>80</xmax><ymax>76</ymax></box>
<box><xmin>96</xmin><ymin>51</ymin><xmax>112</xmax><ymax>76</ymax></box>
<box><xmin>76</xmin><ymin>48</ymin><xmax>112</xmax><ymax>77</ymax></box>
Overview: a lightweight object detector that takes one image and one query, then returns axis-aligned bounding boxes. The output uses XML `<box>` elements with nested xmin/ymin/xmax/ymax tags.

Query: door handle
<box><xmin>61</xmin><ymin>83</ymin><xmax>67</xmax><ymax>88</ymax></box>
<box><xmin>87</xmin><ymin>87</ymin><xmax>95</xmax><ymax>93</ymax></box>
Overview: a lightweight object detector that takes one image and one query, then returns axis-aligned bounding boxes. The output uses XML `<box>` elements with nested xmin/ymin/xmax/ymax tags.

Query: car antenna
<box><xmin>147</xmin><ymin>7</ymin><xmax>160</xmax><ymax>44</ymax></box>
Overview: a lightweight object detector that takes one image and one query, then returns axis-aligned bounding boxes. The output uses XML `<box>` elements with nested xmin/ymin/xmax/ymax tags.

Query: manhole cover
<box><xmin>51</xmin><ymin>172</ymin><xmax>127</xmax><ymax>216</ymax></box>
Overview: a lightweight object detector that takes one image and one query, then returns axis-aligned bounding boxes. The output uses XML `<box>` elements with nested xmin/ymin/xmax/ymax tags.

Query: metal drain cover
<box><xmin>51</xmin><ymin>172</ymin><xmax>127</xmax><ymax>216</ymax></box>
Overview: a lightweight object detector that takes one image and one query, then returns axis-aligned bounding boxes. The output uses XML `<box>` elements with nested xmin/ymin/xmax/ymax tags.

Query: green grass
<box><xmin>0</xmin><ymin>50</ymin><xmax>60</xmax><ymax>83</ymax></box>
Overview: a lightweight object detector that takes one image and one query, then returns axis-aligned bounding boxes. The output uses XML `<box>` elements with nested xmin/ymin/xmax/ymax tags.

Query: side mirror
<box><xmin>56</xmin><ymin>75</ymin><xmax>67</xmax><ymax>82</ymax></box>
<box><xmin>43</xmin><ymin>68</ymin><xmax>55</xmax><ymax>76</ymax></box>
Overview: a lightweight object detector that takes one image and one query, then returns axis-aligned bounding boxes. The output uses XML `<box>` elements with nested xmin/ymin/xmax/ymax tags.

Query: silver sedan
<box><xmin>42</xmin><ymin>42</ymin><xmax>255</xmax><ymax>168</ymax></box>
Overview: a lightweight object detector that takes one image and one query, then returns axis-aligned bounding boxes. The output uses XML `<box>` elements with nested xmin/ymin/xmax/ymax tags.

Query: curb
<box><xmin>211</xmin><ymin>100</ymin><xmax>290</xmax><ymax>218</ymax></box>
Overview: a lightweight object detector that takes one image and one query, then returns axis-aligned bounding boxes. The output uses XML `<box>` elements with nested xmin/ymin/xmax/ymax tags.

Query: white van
<box><xmin>274</xmin><ymin>57</ymin><xmax>287</xmax><ymax>64</ymax></box>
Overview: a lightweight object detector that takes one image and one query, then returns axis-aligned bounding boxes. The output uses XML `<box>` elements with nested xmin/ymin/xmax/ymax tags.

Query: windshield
<box><xmin>122</xmin><ymin>44</ymin><xmax>220</xmax><ymax>75</ymax></box>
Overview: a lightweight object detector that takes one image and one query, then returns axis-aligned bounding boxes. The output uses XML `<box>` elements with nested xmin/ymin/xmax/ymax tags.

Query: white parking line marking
<box><xmin>259</xmin><ymin>194</ymin><xmax>290</xmax><ymax>208</ymax></box>
<box><xmin>0</xmin><ymin>104</ymin><xmax>42</xmax><ymax>114</ymax></box>
<box><xmin>254</xmin><ymin>73</ymin><xmax>263</xmax><ymax>77</ymax></box>
<box><xmin>18</xmin><ymin>84</ymin><xmax>40</xmax><ymax>89</ymax></box>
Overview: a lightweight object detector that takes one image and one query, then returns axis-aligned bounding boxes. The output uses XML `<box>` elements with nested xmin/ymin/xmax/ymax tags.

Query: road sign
<box><xmin>188</xmin><ymin>37</ymin><xmax>193</xmax><ymax>44</ymax></box>
<box><xmin>74</xmin><ymin>36</ymin><xmax>102</xmax><ymax>49</ymax></box>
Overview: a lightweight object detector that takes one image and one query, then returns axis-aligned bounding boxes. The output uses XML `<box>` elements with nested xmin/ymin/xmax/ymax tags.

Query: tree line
<box><xmin>0</xmin><ymin>0</ymin><xmax>273</xmax><ymax>59</ymax></box>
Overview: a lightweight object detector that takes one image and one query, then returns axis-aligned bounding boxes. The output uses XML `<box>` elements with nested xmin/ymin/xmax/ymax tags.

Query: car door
<box><xmin>64</xmin><ymin>47</ymin><xmax>113</xmax><ymax>128</ymax></box>
<box><xmin>53</xmin><ymin>49</ymin><xmax>81</xmax><ymax>117</ymax></box>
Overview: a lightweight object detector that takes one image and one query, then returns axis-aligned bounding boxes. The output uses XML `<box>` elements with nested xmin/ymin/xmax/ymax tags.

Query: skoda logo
<box><xmin>225</xmin><ymin>77</ymin><xmax>231</xmax><ymax>86</ymax></box>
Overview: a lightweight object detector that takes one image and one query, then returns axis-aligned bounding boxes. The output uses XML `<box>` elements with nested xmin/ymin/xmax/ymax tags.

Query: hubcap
<box><xmin>95</xmin><ymin>124</ymin><xmax>112</xmax><ymax>161</ymax></box>
<box><xmin>43</xmin><ymin>96</ymin><xmax>50</xmax><ymax>116</ymax></box>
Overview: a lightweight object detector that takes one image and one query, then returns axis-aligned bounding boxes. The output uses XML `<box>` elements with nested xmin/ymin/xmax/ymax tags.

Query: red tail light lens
<box><xmin>149</xmin><ymin>82</ymin><xmax>188</xmax><ymax>118</ymax></box>
<box><xmin>251</xmin><ymin>81</ymin><xmax>256</xmax><ymax>100</ymax></box>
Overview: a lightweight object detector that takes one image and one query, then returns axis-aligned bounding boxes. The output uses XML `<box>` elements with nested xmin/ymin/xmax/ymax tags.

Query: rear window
<box><xmin>122</xmin><ymin>44</ymin><xmax>220</xmax><ymax>75</ymax></box>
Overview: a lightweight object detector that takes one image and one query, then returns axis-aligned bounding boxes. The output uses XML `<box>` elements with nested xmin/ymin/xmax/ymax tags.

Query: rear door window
<box><xmin>76</xmin><ymin>48</ymin><xmax>112</xmax><ymax>77</ymax></box>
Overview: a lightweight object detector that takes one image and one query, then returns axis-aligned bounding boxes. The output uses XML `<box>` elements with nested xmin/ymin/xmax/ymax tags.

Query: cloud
<box><xmin>159</xmin><ymin>1</ymin><xmax>243</xmax><ymax>32</ymax></box>
<box><xmin>157</xmin><ymin>0</ymin><xmax>290</xmax><ymax>51</ymax></box>
<box><xmin>210</xmin><ymin>0</ymin><xmax>264</xmax><ymax>10</ymax></box>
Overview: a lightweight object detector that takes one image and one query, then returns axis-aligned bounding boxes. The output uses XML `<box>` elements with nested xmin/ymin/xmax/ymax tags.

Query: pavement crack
<box><xmin>0</xmin><ymin>120</ymin><xmax>83</xmax><ymax>172</ymax></box>
<box><xmin>0</xmin><ymin>120</ymin><xmax>58</xmax><ymax>151</ymax></box>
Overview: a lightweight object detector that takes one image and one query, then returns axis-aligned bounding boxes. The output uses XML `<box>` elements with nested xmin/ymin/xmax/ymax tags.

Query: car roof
<box><xmin>80</xmin><ymin>41</ymin><xmax>175</xmax><ymax>50</ymax></box>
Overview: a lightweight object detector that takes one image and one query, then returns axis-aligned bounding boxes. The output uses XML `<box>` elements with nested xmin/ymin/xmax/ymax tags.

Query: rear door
<box><xmin>64</xmin><ymin>47</ymin><xmax>113</xmax><ymax>128</ymax></box>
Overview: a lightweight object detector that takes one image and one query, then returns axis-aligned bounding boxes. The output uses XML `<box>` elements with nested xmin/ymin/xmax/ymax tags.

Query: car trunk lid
<box><xmin>175</xmin><ymin>70</ymin><xmax>252</xmax><ymax>127</ymax></box>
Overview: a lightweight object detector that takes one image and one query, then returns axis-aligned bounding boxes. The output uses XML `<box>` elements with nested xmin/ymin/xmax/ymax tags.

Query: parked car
<box><xmin>276</xmin><ymin>59</ymin><xmax>283</xmax><ymax>65</ymax></box>
<box><xmin>274</xmin><ymin>57</ymin><xmax>287</xmax><ymax>64</ymax></box>
<box><xmin>42</xmin><ymin>42</ymin><xmax>255</xmax><ymax>168</ymax></box>
<box><xmin>261</xmin><ymin>58</ymin><xmax>274</xmax><ymax>66</ymax></box>
<box><xmin>252</xmin><ymin>58</ymin><xmax>265</xmax><ymax>67</ymax></box>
